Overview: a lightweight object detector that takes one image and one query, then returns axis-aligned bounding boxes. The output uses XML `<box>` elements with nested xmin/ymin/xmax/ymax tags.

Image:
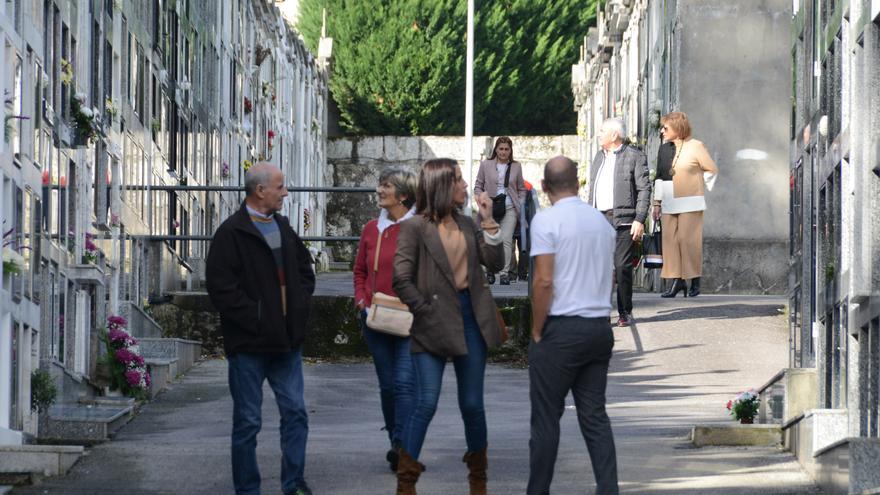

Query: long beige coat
<box><xmin>393</xmin><ymin>213</ymin><xmax>504</xmax><ymax>357</ymax></box>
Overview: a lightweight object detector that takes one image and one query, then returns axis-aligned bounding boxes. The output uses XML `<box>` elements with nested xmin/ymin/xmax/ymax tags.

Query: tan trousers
<box><xmin>661</xmin><ymin>211</ymin><xmax>704</xmax><ymax>280</ymax></box>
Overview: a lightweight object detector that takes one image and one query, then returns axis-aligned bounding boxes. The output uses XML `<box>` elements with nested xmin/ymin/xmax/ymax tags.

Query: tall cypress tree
<box><xmin>298</xmin><ymin>0</ymin><xmax>599</xmax><ymax>136</ymax></box>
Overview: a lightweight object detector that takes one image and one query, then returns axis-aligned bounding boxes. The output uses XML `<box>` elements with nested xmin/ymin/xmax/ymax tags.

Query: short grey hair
<box><xmin>244</xmin><ymin>165</ymin><xmax>273</xmax><ymax>196</ymax></box>
<box><xmin>379</xmin><ymin>167</ymin><xmax>418</xmax><ymax>208</ymax></box>
<box><xmin>602</xmin><ymin>118</ymin><xmax>627</xmax><ymax>140</ymax></box>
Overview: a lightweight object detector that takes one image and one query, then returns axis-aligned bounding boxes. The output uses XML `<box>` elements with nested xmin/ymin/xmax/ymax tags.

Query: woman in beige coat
<box><xmin>473</xmin><ymin>137</ymin><xmax>526</xmax><ymax>285</ymax></box>
<box><xmin>652</xmin><ymin>111</ymin><xmax>718</xmax><ymax>298</ymax></box>
<box><xmin>392</xmin><ymin>158</ymin><xmax>504</xmax><ymax>495</ymax></box>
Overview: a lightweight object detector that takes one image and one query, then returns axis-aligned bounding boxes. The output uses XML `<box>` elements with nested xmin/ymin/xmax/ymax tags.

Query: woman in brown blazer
<box><xmin>392</xmin><ymin>158</ymin><xmax>504</xmax><ymax>495</ymax></box>
<box><xmin>652</xmin><ymin>111</ymin><xmax>718</xmax><ymax>297</ymax></box>
<box><xmin>473</xmin><ymin>136</ymin><xmax>527</xmax><ymax>285</ymax></box>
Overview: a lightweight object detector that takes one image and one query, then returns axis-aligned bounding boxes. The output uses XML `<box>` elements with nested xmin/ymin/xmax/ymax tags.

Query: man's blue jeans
<box><xmin>402</xmin><ymin>291</ymin><xmax>488</xmax><ymax>459</ymax></box>
<box><xmin>228</xmin><ymin>349</ymin><xmax>308</xmax><ymax>495</ymax></box>
<box><xmin>361</xmin><ymin>311</ymin><xmax>415</xmax><ymax>446</ymax></box>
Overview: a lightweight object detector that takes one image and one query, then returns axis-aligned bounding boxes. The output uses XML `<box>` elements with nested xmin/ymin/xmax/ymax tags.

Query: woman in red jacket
<box><xmin>353</xmin><ymin>166</ymin><xmax>418</xmax><ymax>472</ymax></box>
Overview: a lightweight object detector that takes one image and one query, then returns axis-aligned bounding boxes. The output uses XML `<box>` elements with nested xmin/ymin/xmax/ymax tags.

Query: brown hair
<box><xmin>489</xmin><ymin>136</ymin><xmax>514</xmax><ymax>162</ymax></box>
<box><xmin>660</xmin><ymin>111</ymin><xmax>692</xmax><ymax>140</ymax></box>
<box><xmin>416</xmin><ymin>158</ymin><xmax>458</xmax><ymax>223</ymax></box>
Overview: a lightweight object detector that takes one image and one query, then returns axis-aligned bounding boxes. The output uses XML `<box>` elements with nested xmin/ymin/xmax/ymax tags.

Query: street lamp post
<box><xmin>465</xmin><ymin>0</ymin><xmax>475</xmax><ymax>215</ymax></box>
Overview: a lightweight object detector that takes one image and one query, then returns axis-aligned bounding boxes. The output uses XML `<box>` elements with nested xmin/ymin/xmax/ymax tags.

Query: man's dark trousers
<box><xmin>604</xmin><ymin>211</ymin><xmax>634</xmax><ymax>316</ymax></box>
<box><xmin>528</xmin><ymin>316</ymin><xmax>618</xmax><ymax>495</ymax></box>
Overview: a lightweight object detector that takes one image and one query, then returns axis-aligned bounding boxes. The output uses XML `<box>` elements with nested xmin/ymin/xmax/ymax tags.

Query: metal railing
<box><xmin>120</xmin><ymin>185</ymin><xmax>373</xmax><ymax>242</ymax></box>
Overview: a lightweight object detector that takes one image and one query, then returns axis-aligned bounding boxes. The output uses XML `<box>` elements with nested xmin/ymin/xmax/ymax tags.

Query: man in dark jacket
<box><xmin>206</xmin><ymin>162</ymin><xmax>315</xmax><ymax>495</ymax></box>
<box><xmin>588</xmin><ymin>118</ymin><xmax>652</xmax><ymax>327</ymax></box>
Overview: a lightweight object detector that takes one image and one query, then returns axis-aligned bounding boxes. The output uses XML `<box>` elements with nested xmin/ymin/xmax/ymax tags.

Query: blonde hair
<box><xmin>660</xmin><ymin>111</ymin><xmax>692</xmax><ymax>140</ymax></box>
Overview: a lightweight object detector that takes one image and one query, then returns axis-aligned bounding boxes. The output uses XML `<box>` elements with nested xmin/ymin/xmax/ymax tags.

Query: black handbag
<box><xmin>643</xmin><ymin>222</ymin><xmax>663</xmax><ymax>269</ymax></box>
<box><xmin>491</xmin><ymin>163</ymin><xmax>513</xmax><ymax>222</ymax></box>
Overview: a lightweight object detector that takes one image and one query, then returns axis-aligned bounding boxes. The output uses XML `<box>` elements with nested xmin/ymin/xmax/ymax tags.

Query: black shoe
<box><xmin>518</xmin><ymin>273</ymin><xmax>528</xmax><ymax>282</ymax></box>
<box><xmin>661</xmin><ymin>279</ymin><xmax>688</xmax><ymax>298</ymax></box>
<box><xmin>508</xmin><ymin>273</ymin><xmax>517</xmax><ymax>283</ymax></box>
<box><xmin>387</xmin><ymin>442</ymin><xmax>401</xmax><ymax>472</ymax></box>
<box><xmin>500</xmin><ymin>274</ymin><xmax>510</xmax><ymax>285</ymax></box>
<box><xmin>688</xmin><ymin>277</ymin><xmax>701</xmax><ymax>298</ymax></box>
<box><xmin>487</xmin><ymin>272</ymin><xmax>495</xmax><ymax>285</ymax></box>
<box><xmin>617</xmin><ymin>313</ymin><xmax>633</xmax><ymax>327</ymax></box>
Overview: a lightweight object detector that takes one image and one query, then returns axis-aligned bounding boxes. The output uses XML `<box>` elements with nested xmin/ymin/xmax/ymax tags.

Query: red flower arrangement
<box><xmin>243</xmin><ymin>97</ymin><xmax>253</xmax><ymax>114</ymax></box>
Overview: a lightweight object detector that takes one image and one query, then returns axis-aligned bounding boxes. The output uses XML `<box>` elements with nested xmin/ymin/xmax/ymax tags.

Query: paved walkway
<box><xmin>15</xmin><ymin>295</ymin><xmax>821</xmax><ymax>494</ymax></box>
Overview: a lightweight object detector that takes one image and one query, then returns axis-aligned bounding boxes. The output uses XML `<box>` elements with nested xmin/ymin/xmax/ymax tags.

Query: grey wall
<box><xmin>678</xmin><ymin>0</ymin><xmax>792</xmax><ymax>292</ymax></box>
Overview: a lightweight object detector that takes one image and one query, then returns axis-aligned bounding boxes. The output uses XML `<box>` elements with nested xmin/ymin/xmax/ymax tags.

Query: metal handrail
<box><xmin>116</xmin><ymin>184</ymin><xmax>375</xmax><ymax>243</ymax></box>
<box><xmin>123</xmin><ymin>185</ymin><xmax>374</xmax><ymax>193</ymax></box>
<box><xmin>114</xmin><ymin>235</ymin><xmax>359</xmax><ymax>243</ymax></box>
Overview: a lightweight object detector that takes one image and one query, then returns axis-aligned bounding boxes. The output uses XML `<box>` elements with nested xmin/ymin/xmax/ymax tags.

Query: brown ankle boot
<box><xmin>396</xmin><ymin>448</ymin><xmax>425</xmax><ymax>495</ymax></box>
<box><xmin>462</xmin><ymin>448</ymin><xmax>487</xmax><ymax>495</ymax></box>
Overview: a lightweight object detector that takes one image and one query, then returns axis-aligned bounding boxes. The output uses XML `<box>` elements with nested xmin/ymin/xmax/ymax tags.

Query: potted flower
<box><xmin>105</xmin><ymin>98</ymin><xmax>118</xmax><ymax>122</ymax></box>
<box><xmin>60</xmin><ymin>58</ymin><xmax>74</xmax><ymax>86</ymax></box>
<box><xmin>242</xmin><ymin>159</ymin><xmax>253</xmax><ymax>172</ymax></box>
<box><xmin>70</xmin><ymin>92</ymin><xmax>98</xmax><ymax>145</ymax></box>
<box><xmin>267</xmin><ymin>129</ymin><xmax>275</xmax><ymax>149</ymax></box>
<box><xmin>2</xmin><ymin>227</ymin><xmax>26</xmax><ymax>276</ymax></box>
<box><xmin>727</xmin><ymin>390</ymin><xmax>760</xmax><ymax>424</ymax></box>
<box><xmin>2</xmin><ymin>246</ymin><xmax>25</xmax><ymax>276</ymax></box>
<box><xmin>83</xmin><ymin>233</ymin><xmax>100</xmax><ymax>264</ymax></box>
<box><xmin>243</xmin><ymin>96</ymin><xmax>253</xmax><ymax>114</ymax></box>
<box><xmin>30</xmin><ymin>368</ymin><xmax>57</xmax><ymax>414</ymax></box>
<box><xmin>221</xmin><ymin>162</ymin><xmax>230</xmax><ymax>179</ymax></box>
<box><xmin>100</xmin><ymin>315</ymin><xmax>151</xmax><ymax>399</ymax></box>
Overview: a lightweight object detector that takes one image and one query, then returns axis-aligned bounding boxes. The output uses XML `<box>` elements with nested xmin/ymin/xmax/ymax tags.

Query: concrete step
<box><xmin>41</xmin><ymin>402</ymin><xmax>133</xmax><ymax>445</ymax></box>
<box><xmin>691</xmin><ymin>423</ymin><xmax>783</xmax><ymax>447</ymax></box>
<box><xmin>80</xmin><ymin>395</ymin><xmax>136</xmax><ymax>409</ymax></box>
<box><xmin>145</xmin><ymin>357</ymin><xmax>179</xmax><ymax>398</ymax></box>
<box><xmin>0</xmin><ymin>444</ymin><xmax>84</xmax><ymax>480</ymax></box>
<box><xmin>139</xmin><ymin>337</ymin><xmax>202</xmax><ymax>374</ymax></box>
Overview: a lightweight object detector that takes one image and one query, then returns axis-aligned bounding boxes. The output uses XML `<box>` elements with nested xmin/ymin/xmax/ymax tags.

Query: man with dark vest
<box><xmin>206</xmin><ymin>162</ymin><xmax>315</xmax><ymax>495</ymax></box>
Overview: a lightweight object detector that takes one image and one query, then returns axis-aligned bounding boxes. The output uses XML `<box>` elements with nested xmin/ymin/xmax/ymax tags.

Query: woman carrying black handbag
<box><xmin>473</xmin><ymin>137</ymin><xmax>527</xmax><ymax>285</ymax></box>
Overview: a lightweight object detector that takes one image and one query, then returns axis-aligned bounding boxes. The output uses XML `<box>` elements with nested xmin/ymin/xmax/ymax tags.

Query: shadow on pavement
<box><xmin>636</xmin><ymin>304</ymin><xmax>784</xmax><ymax>323</ymax></box>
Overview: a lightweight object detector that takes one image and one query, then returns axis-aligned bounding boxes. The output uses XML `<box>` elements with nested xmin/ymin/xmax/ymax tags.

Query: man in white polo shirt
<box><xmin>527</xmin><ymin>156</ymin><xmax>619</xmax><ymax>495</ymax></box>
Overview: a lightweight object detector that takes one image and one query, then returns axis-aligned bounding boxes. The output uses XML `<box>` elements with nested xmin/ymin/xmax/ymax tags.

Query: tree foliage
<box><xmin>299</xmin><ymin>0</ymin><xmax>599</xmax><ymax>136</ymax></box>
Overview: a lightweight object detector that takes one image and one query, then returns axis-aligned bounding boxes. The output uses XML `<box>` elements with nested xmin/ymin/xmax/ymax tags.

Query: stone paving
<box><xmin>14</xmin><ymin>294</ymin><xmax>822</xmax><ymax>494</ymax></box>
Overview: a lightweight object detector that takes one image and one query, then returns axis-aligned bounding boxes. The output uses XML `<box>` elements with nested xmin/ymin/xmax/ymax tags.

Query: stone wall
<box><xmin>326</xmin><ymin>135</ymin><xmax>579</xmax><ymax>263</ymax></box>
<box><xmin>155</xmin><ymin>292</ymin><xmax>532</xmax><ymax>361</ymax></box>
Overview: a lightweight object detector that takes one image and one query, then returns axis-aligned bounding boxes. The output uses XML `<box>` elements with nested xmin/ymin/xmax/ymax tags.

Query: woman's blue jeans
<box><xmin>401</xmin><ymin>290</ymin><xmax>488</xmax><ymax>459</ymax></box>
<box><xmin>361</xmin><ymin>311</ymin><xmax>415</xmax><ymax>446</ymax></box>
